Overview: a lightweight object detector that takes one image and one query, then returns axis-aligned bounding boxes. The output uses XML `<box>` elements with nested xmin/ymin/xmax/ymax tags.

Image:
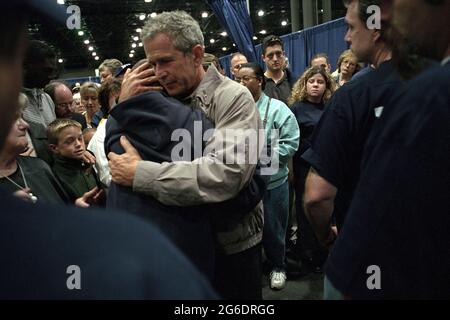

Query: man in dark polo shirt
<box><xmin>302</xmin><ymin>0</ymin><xmax>399</xmax><ymax>248</ymax></box>
<box><xmin>261</xmin><ymin>35</ymin><xmax>294</xmax><ymax>105</ymax></box>
<box><xmin>321</xmin><ymin>0</ymin><xmax>450</xmax><ymax>299</ymax></box>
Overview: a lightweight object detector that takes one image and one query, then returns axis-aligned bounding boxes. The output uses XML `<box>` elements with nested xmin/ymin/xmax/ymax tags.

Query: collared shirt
<box><xmin>133</xmin><ymin>65</ymin><xmax>263</xmax><ymax>206</ymax></box>
<box><xmin>132</xmin><ymin>65</ymin><xmax>265</xmax><ymax>254</ymax></box>
<box><xmin>264</xmin><ymin>71</ymin><xmax>292</xmax><ymax>105</ymax></box>
<box><xmin>22</xmin><ymin>88</ymin><xmax>56</xmax><ymax>128</ymax></box>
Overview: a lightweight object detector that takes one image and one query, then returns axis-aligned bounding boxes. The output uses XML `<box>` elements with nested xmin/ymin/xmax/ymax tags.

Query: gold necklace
<box><xmin>0</xmin><ymin>162</ymin><xmax>38</xmax><ymax>203</ymax></box>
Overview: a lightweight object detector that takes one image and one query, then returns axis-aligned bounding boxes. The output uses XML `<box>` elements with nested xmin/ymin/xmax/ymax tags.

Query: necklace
<box><xmin>0</xmin><ymin>162</ymin><xmax>38</xmax><ymax>203</ymax></box>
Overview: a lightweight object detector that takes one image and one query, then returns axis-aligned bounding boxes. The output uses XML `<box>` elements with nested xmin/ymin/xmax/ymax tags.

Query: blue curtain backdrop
<box><xmin>220</xmin><ymin>18</ymin><xmax>348</xmax><ymax>81</ymax></box>
<box><xmin>207</xmin><ymin>0</ymin><xmax>258</xmax><ymax>62</ymax></box>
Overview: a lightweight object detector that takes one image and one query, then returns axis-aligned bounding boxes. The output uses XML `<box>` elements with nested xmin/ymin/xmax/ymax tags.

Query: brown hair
<box><xmin>288</xmin><ymin>66</ymin><xmax>336</xmax><ymax>106</ymax></box>
<box><xmin>98</xmin><ymin>78</ymin><xmax>121</xmax><ymax>117</ymax></box>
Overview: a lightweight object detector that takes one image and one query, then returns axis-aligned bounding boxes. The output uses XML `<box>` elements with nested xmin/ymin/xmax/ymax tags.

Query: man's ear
<box><xmin>48</xmin><ymin>143</ymin><xmax>59</xmax><ymax>154</ymax></box>
<box><xmin>191</xmin><ymin>44</ymin><xmax>204</xmax><ymax>67</ymax></box>
<box><xmin>372</xmin><ymin>29</ymin><xmax>381</xmax><ymax>43</ymax></box>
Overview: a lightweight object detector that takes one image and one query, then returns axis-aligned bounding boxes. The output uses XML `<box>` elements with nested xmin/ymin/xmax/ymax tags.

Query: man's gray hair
<box><xmin>141</xmin><ymin>10</ymin><xmax>204</xmax><ymax>53</ymax></box>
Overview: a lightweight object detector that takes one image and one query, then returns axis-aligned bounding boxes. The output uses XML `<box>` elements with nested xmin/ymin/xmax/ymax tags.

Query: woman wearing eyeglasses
<box><xmin>236</xmin><ymin>62</ymin><xmax>300</xmax><ymax>291</ymax></box>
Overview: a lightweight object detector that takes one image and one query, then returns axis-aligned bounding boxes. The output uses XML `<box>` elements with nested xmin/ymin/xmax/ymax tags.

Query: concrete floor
<box><xmin>262</xmin><ymin>259</ymin><xmax>324</xmax><ymax>300</ymax></box>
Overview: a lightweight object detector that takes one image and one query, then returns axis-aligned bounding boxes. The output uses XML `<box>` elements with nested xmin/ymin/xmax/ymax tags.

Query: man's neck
<box><xmin>265</xmin><ymin>69</ymin><xmax>284</xmax><ymax>83</ymax></box>
<box><xmin>371</xmin><ymin>45</ymin><xmax>393</xmax><ymax>68</ymax></box>
<box><xmin>254</xmin><ymin>91</ymin><xmax>262</xmax><ymax>103</ymax></box>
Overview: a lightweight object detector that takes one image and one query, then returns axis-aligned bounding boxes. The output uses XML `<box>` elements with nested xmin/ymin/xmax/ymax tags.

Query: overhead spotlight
<box><xmin>58</xmin><ymin>58</ymin><xmax>63</xmax><ymax>63</ymax></box>
<box><xmin>257</xmin><ymin>10</ymin><xmax>264</xmax><ymax>17</ymax></box>
<box><xmin>253</xmin><ymin>36</ymin><xmax>257</xmax><ymax>40</ymax></box>
<box><xmin>130</xmin><ymin>50</ymin><xmax>135</xmax><ymax>54</ymax></box>
<box><xmin>220</xmin><ymin>31</ymin><xmax>227</xmax><ymax>37</ymax></box>
<box><xmin>150</xmin><ymin>12</ymin><xmax>157</xmax><ymax>18</ymax></box>
<box><xmin>133</xmin><ymin>36</ymin><xmax>139</xmax><ymax>41</ymax></box>
<box><xmin>57</xmin><ymin>0</ymin><xmax>65</xmax><ymax>5</ymax></box>
<box><xmin>88</xmin><ymin>46</ymin><xmax>94</xmax><ymax>51</ymax></box>
<box><xmin>232</xmin><ymin>43</ymin><xmax>236</xmax><ymax>47</ymax></box>
<box><xmin>222</xmin><ymin>47</ymin><xmax>227</xmax><ymax>51</ymax></box>
<box><xmin>259</xmin><ymin>30</ymin><xmax>267</xmax><ymax>34</ymax></box>
<box><xmin>201</xmin><ymin>12</ymin><xmax>208</xmax><ymax>18</ymax></box>
<box><xmin>281</xmin><ymin>20</ymin><xmax>287</xmax><ymax>26</ymax></box>
<box><xmin>136</xmin><ymin>28</ymin><xmax>142</xmax><ymax>33</ymax></box>
<box><xmin>139</xmin><ymin>14</ymin><xmax>146</xmax><ymax>20</ymax></box>
<box><xmin>209</xmin><ymin>39</ymin><xmax>215</xmax><ymax>44</ymax></box>
<box><xmin>92</xmin><ymin>52</ymin><xmax>97</xmax><ymax>56</ymax></box>
<box><xmin>78</xmin><ymin>31</ymin><xmax>84</xmax><ymax>36</ymax></box>
<box><xmin>131</xmin><ymin>43</ymin><xmax>137</xmax><ymax>48</ymax></box>
<box><xmin>129</xmin><ymin>53</ymin><xmax>134</xmax><ymax>58</ymax></box>
<box><xmin>144</xmin><ymin>0</ymin><xmax>152</xmax><ymax>2</ymax></box>
<box><xmin>94</xmin><ymin>56</ymin><xmax>99</xmax><ymax>60</ymax></box>
<box><xmin>84</xmin><ymin>40</ymin><xmax>90</xmax><ymax>44</ymax></box>
<box><xmin>138</xmin><ymin>42</ymin><xmax>143</xmax><ymax>47</ymax></box>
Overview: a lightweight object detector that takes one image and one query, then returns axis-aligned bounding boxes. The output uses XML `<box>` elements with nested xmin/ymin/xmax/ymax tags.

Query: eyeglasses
<box><xmin>234</xmin><ymin>76</ymin><xmax>259</xmax><ymax>83</ymax></box>
<box><xmin>56</xmin><ymin>102</ymin><xmax>73</xmax><ymax>109</ymax></box>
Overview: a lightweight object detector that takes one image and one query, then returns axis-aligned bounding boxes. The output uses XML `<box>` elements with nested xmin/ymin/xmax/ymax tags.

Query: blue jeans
<box><xmin>262</xmin><ymin>181</ymin><xmax>289</xmax><ymax>270</ymax></box>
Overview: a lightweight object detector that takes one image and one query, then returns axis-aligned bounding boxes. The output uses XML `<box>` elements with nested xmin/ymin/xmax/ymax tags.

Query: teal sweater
<box><xmin>256</xmin><ymin>93</ymin><xmax>300</xmax><ymax>190</ymax></box>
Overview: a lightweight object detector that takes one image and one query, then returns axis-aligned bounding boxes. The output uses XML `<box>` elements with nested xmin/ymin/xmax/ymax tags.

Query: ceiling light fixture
<box><xmin>139</xmin><ymin>14</ymin><xmax>146</xmax><ymax>20</ymax></box>
<box><xmin>94</xmin><ymin>56</ymin><xmax>99</xmax><ymax>61</ymax></box>
<box><xmin>58</xmin><ymin>58</ymin><xmax>63</xmax><ymax>63</ymax></box>
<box><xmin>150</xmin><ymin>12</ymin><xmax>157</xmax><ymax>18</ymax></box>
<box><xmin>78</xmin><ymin>31</ymin><xmax>84</xmax><ymax>36</ymax></box>
<box><xmin>222</xmin><ymin>47</ymin><xmax>227</xmax><ymax>51</ymax></box>
<box><xmin>131</xmin><ymin>43</ymin><xmax>137</xmax><ymax>48</ymax></box>
<box><xmin>88</xmin><ymin>46</ymin><xmax>94</xmax><ymax>51</ymax></box>
<box><xmin>136</xmin><ymin>28</ymin><xmax>142</xmax><ymax>33</ymax></box>
<box><xmin>57</xmin><ymin>0</ymin><xmax>65</xmax><ymax>5</ymax></box>
<box><xmin>84</xmin><ymin>39</ymin><xmax>90</xmax><ymax>44</ymax></box>
<box><xmin>133</xmin><ymin>36</ymin><xmax>139</xmax><ymax>41</ymax></box>
<box><xmin>281</xmin><ymin>20</ymin><xmax>287</xmax><ymax>26</ymax></box>
<box><xmin>220</xmin><ymin>31</ymin><xmax>227</xmax><ymax>37</ymax></box>
<box><xmin>259</xmin><ymin>30</ymin><xmax>267</xmax><ymax>34</ymax></box>
<box><xmin>144</xmin><ymin>0</ymin><xmax>152</xmax><ymax>3</ymax></box>
<box><xmin>129</xmin><ymin>53</ymin><xmax>134</xmax><ymax>58</ymax></box>
<box><xmin>92</xmin><ymin>52</ymin><xmax>97</xmax><ymax>56</ymax></box>
<box><xmin>257</xmin><ymin>10</ymin><xmax>264</xmax><ymax>17</ymax></box>
<box><xmin>138</xmin><ymin>42</ymin><xmax>143</xmax><ymax>47</ymax></box>
<box><xmin>202</xmin><ymin>12</ymin><xmax>208</xmax><ymax>18</ymax></box>
<box><xmin>210</xmin><ymin>39</ymin><xmax>215</xmax><ymax>44</ymax></box>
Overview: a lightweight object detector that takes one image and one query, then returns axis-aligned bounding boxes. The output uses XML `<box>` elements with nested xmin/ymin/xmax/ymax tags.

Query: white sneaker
<box><xmin>270</xmin><ymin>270</ymin><xmax>286</xmax><ymax>290</ymax></box>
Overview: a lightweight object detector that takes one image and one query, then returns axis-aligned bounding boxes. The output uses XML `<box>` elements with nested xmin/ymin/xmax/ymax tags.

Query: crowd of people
<box><xmin>0</xmin><ymin>0</ymin><xmax>448</xmax><ymax>300</ymax></box>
